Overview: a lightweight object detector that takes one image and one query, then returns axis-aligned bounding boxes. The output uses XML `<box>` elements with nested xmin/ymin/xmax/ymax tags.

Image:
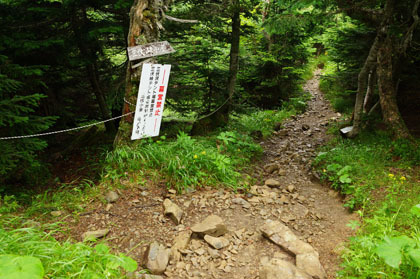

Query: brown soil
<box><xmin>65</xmin><ymin>70</ymin><xmax>357</xmax><ymax>278</ymax></box>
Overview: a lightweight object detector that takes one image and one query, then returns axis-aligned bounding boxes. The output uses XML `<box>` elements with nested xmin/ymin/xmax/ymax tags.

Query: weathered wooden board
<box><xmin>127</xmin><ymin>41</ymin><xmax>175</xmax><ymax>61</ymax></box>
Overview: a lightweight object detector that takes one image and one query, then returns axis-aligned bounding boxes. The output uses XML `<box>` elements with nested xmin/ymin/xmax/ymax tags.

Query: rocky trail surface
<box><xmin>67</xmin><ymin>70</ymin><xmax>357</xmax><ymax>279</ymax></box>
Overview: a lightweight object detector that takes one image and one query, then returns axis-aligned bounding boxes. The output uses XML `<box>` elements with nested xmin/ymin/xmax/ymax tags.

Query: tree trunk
<box><xmin>86</xmin><ymin>62</ymin><xmax>116</xmax><ymax>134</ymax></box>
<box><xmin>377</xmin><ymin>37</ymin><xmax>411</xmax><ymax>139</ymax></box>
<box><xmin>348</xmin><ymin>35</ymin><xmax>380</xmax><ymax>138</ymax></box>
<box><xmin>114</xmin><ymin>0</ymin><xmax>162</xmax><ymax>145</ymax></box>
<box><xmin>225</xmin><ymin>5</ymin><xmax>241</xmax><ymax>116</ymax></box>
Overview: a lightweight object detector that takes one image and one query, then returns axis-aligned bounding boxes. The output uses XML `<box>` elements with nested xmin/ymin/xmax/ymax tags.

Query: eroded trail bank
<box><xmin>69</xmin><ymin>70</ymin><xmax>356</xmax><ymax>279</ymax></box>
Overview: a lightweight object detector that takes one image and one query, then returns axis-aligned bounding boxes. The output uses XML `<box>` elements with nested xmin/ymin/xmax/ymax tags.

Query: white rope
<box><xmin>124</xmin><ymin>98</ymin><xmax>136</xmax><ymax>106</ymax></box>
<box><xmin>195</xmin><ymin>95</ymin><xmax>233</xmax><ymax>121</ymax></box>
<box><xmin>0</xmin><ymin>112</ymin><xmax>134</xmax><ymax>140</ymax></box>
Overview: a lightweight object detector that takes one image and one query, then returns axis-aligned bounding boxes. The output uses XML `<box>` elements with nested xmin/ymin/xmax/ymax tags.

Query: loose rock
<box><xmin>204</xmin><ymin>235</ymin><xmax>229</xmax><ymax>249</ymax></box>
<box><xmin>82</xmin><ymin>229</ymin><xmax>109</xmax><ymax>241</ymax></box>
<box><xmin>144</xmin><ymin>242</ymin><xmax>170</xmax><ymax>275</ymax></box>
<box><xmin>105</xmin><ymin>191</ymin><xmax>119</xmax><ymax>203</ymax></box>
<box><xmin>296</xmin><ymin>252</ymin><xmax>326</xmax><ymax>279</ymax></box>
<box><xmin>264</xmin><ymin>163</ymin><xmax>279</xmax><ymax>174</ymax></box>
<box><xmin>50</xmin><ymin>210</ymin><xmax>62</xmax><ymax>217</ymax></box>
<box><xmin>232</xmin><ymin>197</ymin><xmax>251</xmax><ymax>209</ymax></box>
<box><xmin>163</xmin><ymin>199</ymin><xmax>183</xmax><ymax>225</ymax></box>
<box><xmin>191</xmin><ymin>215</ymin><xmax>227</xmax><ymax>237</ymax></box>
<box><xmin>259</xmin><ymin>257</ymin><xmax>311</xmax><ymax>279</ymax></box>
<box><xmin>260</xmin><ymin>220</ymin><xmax>314</xmax><ymax>255</ymax></box>
<box><xmin>265</xmin><ymin>179</ymin><xmax>281</xmax><ymax>188</ymax></box>
<box><xmin>171</xmin><ymin>230</ymin><xmax>192</xmax><ymax>262</ymax></box>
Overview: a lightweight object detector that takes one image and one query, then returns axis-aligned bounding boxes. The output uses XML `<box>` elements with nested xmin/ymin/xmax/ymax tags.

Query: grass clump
<box><xmin>105</xmin><ymin>131</ymin><xmax>262</xmax><ymax>192</ymax></box>
<box><xmin>0</xmin><ymin>215</ymin><xmax>137</xmax><ymax>278</ymax></box>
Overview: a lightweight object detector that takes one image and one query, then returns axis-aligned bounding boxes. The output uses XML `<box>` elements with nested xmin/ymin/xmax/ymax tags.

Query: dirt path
<box><xmin>69</xmin><ymin>70</ymin><xmax>356</xmax><ymax>278</ymax></box>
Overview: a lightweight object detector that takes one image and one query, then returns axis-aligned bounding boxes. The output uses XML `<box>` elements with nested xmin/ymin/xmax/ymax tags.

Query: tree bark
<box><xmin>86</xmin><ymin>62</ymin><xmax>116</xmax><ymax>134</ymax></box>
<box><xmin>226</xmin><ymin>4</ymin><xmax>241</xmax><ymax>116</ymax></box>
<box><xmin>114</xmin><ymin>0</ymin><xmax>162</xmax><ymax>145</ymax></box>
<box><xmin>347</xmin><ymin>35</ymin><xmax>380</xmax><ymax>138</ymax></box>
<box><xmin>377</xmin><ymin>36</ymin><xmax>411</xmax><ymax>139</ymax></box>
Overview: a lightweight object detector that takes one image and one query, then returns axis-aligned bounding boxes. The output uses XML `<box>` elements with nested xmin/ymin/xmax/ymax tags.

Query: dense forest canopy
<box><xmin>1</xmin><ymin>0</ymin><xmax>419</xmax><ymax>186</ymax></box>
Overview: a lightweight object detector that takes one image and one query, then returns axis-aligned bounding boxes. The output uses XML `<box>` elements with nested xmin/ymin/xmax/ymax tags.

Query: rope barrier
<box><xmin>0</xmin><ymin>112</ymin><xmax>134</xmax><ymax>140</ymax></box>
<box><xmin>0</xmin><ymin>95</ymin><xmax>234</xmax><ymax>140</ymax></box>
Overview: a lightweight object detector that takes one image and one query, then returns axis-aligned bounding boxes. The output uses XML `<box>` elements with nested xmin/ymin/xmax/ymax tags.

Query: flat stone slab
<box><xmin>191</xmin><ymin>215</ymin><xmax>227</xmax><ymax>237</ymax></box>
<box><xmin>260</xmin><ymin>220</ymin><xmax>314</xmax><ymax>255</ymax></box>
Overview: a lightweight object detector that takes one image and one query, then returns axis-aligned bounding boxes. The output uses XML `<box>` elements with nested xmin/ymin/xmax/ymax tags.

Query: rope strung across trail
<box><xmin>1</xmin><ymin>95</ymin><xmax>234</xmax><ymax>140</ymax></box>
<box><xmin>0</xmin><ymin>112</ymin><xmax>134</xmax><ymax>140</ymax></box>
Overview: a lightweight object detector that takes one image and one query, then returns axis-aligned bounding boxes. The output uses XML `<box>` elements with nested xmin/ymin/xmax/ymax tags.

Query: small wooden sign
<box><xmin>127</xmin><ymin>41</ymin><xmax>175</xmax><ymax>61</ymax></box>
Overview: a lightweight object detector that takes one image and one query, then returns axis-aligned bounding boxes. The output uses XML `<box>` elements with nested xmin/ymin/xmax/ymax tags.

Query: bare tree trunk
<box><xmin>114</xmin><ymin>0</ymin><xmax>162</xmax><ymax>145</ymax></box>
<box><xmin>348</xmin><ymin>35</ymin><xmax>380</xmax><ymax>138</ymax></box>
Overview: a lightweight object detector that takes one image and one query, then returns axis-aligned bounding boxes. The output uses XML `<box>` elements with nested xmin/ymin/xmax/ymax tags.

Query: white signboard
<box><xmin>131</xmin><ymin>64</ymin><xmax>171</xmax><ymax>140</ymax></box>
<box><xmin>127</xmin><ymin>41</ymin><xmax>175</xmax><ymax>61</ymax></box>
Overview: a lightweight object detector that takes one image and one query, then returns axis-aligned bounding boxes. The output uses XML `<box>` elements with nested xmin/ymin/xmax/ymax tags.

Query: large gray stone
<box><xmin>144</xmin><ymin>242</ymin><xmax>170</xmax><ymax>275</ymax></box>
<box><xmin>296</xmin><ymin>252</ymin><xmax>326</xmax><ymax>279</ymax></box>
<box><xmin>191</xmin><ymin>215</ymin><xmax>227</xmax><ymax>237</ymax></box>
<box><xmin>163</xmin><ymin>199</ymin><xmax>183</xmax><ymax>225</ymax></box>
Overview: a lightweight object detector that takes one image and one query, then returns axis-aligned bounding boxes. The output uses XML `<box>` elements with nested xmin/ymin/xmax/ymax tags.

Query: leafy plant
<box><xmin>0</xmin><ymin>255</ymin><xmax>44</xmax><ymax>279</ymax></box>
<box><xmin>375</xmin><ymin>236</ymin><xmax>420</xmax><ymax>269</ymax></box>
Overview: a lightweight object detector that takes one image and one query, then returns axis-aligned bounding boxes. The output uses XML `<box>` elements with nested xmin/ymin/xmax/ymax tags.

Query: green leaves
<box><xmin>0</xmin><ymin>255</ymin><xmax>44</xmax><ymax>279</ymax></box>
<box><xmin>411</xmin><ymin>204</ymin><xmax>420</xmax><ymax>217</ymax></box>
<box><xmin>375</xmin><ymin>236</ymin><xmax>420</xmax><ymax>269</ymax></box>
